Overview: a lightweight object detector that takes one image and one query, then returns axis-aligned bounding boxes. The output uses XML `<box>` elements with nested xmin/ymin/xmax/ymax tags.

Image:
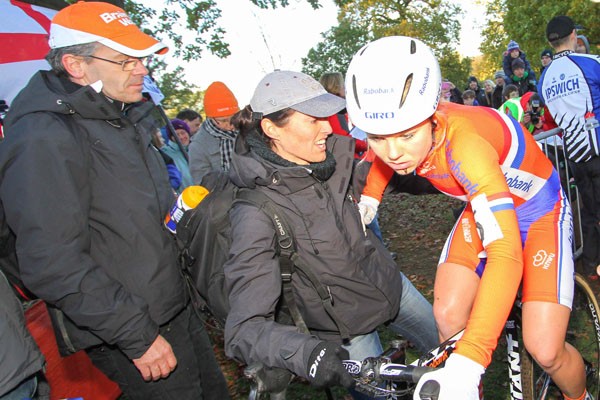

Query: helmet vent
<box><xmin>351</xmin><ymin>74</ymin><xmax>361</xmax><ymax>109</ymax></box>
<box><xmin>400</xmin><ymin>74</ymin><xmax>413</xmax><ymax>109</ymax></box>
<box><xmin>410</xmin><ymin>40</ymin><xmax>417</xmax><ymax>54</ymax></box>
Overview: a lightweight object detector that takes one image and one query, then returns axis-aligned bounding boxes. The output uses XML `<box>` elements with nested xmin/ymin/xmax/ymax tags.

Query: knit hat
<box><xmin>577</xmin><ymin>35</ymin><xmax>590</xmax><ymax>54</ymax></box>
<box><xmin>540</xmin><ymin>49</ymin><xmax>553</xmax><ymax>58</ymax></box>
<box><xmin>170</xmin><ymin>118</ymin><xmax>190</xmax><ymax>135</ymax></box>
<box><xmin>494</xmin><ymin>71</ymin><xmax>506</xmax><ymax>80</ymax></box>
<box><xmin>511</xmin><ymin>58</ymin><xmax>525</xmax><ymax>70</ymax></box>
<box><xmin>250</xmin><ymin>70</ymin><xmax>345</xmax><ymax>117</ymax></box>
<box><xmin>507</xmin><ymin>40</ymin><xmax>520</xmax><ymax>52</ymax></box>
<box><xmin>546</xmin><ymin>15</ymin><xmax>576</xmax><ymax>41</ymax></box>
<box><xmin>48</xmin><ymin>1</ymin><xmax>167</xmax><ymax>57</ymax></box>
<box><xmin>203</xmin><ymin>81</ymin><xmax>240</xmax><ymax>118</ymax></box>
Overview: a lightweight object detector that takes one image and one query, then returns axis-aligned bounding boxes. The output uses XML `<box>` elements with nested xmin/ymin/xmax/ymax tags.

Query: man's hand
<box><xmin>306</xmin><ymin>342</ymin><xmax>354</xmax><ymax>389</ymax></box>
<box><xmin>133</xmin><ymin>334</ymin><xmax>178</xmax><ymax>381</ymax></box>
<box><xmin>413</xmin><ymin>353</ymin><xmax>484</xmax><ymax>400</ymax></box>
<box><xmin>358</xmin><ymin>195</ymin><xmax>380</xmax><ymax>225</ymax></box>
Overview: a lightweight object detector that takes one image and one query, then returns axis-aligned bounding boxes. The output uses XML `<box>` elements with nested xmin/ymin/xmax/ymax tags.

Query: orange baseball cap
<box><xmin>48</xmin><ymin>1</ymin><xmax>168</xmax><ymax>57</ymax></box>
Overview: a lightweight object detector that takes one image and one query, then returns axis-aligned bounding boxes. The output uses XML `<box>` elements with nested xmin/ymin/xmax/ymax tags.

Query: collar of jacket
<box><xmin>231</xmin><ymin>130</ymin><xmax>355</xmax><ymax>201</ymax></box>
<box><xmin>50</xmin><ymin>71</ymin><xmax>152</xmax><ymax>126</ymax></box>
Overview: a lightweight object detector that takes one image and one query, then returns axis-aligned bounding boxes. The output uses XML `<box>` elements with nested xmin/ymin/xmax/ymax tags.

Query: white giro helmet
<box><xmin>345</xmin><ymin>36</ymin><xmax>442</xmax><ymax>135</ymax></box>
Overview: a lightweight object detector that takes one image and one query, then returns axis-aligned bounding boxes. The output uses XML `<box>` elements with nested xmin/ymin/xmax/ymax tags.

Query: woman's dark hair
<box><xmin>232</xmin><ymin>105</ymin><xmax>295</xmax><ymax>145</ymax></box>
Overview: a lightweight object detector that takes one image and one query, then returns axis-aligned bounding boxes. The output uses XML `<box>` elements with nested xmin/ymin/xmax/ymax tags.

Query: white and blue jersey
<box><xmin>538</xmin><ymin>51</ymin><xmax>600</xmax><ymax>162</ymax></box>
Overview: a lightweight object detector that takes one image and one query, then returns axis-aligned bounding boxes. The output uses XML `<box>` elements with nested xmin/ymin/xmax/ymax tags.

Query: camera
<box><xmin>526</xmin><ymin>94</ymin><xmax>542</xmax><ymax>126</ymax></box>
<box><xmin>526</xmin><ymin>110</ymin><xmax>541</xmax><ymax>125</ymax></box>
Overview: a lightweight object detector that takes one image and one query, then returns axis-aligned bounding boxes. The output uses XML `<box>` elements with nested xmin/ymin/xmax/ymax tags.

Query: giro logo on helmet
<box><xmin>365</xmin><ymin>112</ymin><xmax>395</xmax><ymax>119</ymax></box>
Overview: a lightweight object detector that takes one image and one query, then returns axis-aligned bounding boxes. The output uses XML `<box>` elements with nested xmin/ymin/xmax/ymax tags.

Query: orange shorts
<box><xmin>439</xmin><ymin>193</ymin><xmax>575</xmax><ymax>308</ymax></box>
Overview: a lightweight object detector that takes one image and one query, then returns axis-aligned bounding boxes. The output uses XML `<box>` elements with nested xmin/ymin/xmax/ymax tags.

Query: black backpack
<box><xmin>175</xmin><ymin>170</ymin><xmax>351</xmax><ymax>340</ymax></box>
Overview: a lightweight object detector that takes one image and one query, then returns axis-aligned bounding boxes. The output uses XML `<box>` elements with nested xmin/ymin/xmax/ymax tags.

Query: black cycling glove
<box><xmin>306</xmin><ymin>341</ymin><xmax>354</xmax><ymax>389</ymax></box>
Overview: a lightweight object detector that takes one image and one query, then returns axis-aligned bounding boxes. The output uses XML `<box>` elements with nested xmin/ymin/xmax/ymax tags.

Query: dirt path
<box><xmin>378</xmin><ymin>192</ymin><xmax>463</xmax><ymax>299</ymax></box>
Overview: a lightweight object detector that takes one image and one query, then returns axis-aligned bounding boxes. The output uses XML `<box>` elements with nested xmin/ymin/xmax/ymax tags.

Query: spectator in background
<box><xmin>150</xmin><ymin>129</ymin><xmax>182</xmax><ymax>193</ymax></box>
<box><xmin>519</xmin><ymin>92</ymin><xmax>547</xmax><ymax>134</ymax></box>
<box><xmin>480</xmin><ymin>79</ymin><xmax>495</xmax><ymax>107</ymax></box>
<box><xmin>511</xmin><ymin>58</ymin><xmax>537</xmax><ymax>95</ymax></box>
<box><xmin>503</xmin><ymin>40</ymin><xmax>536</xmax><ymax>85</ymax></box>
<box><xmin>441</xmin><ymin>81</ymin><xmax>452</xmax><ymax>102</ymax></box>
<box><xmin>189</xmin><ymin>81</ymin><xmax>240</xmax><ymax>184</ymax></box>
<box><xmin>465</xmin><ymin>76</ymin><xmax>486</xmax><ymax>106</ymax></box>
<box><xmin>576</xmin><ymin>34</ymin><xmax>590</xmax><ymax>54</ymax></box>
<box><xmin>319</xmin><ymin>71</ymin><xmax>367</xmax><ymax>158</ymax></box>
<box><xmin>163</xmin><ymin>119</ymin><xmax>193</xmax><ymax>192</ymax></box>
<box><xmin>492</xmin><ymin>71</ymin><xmax>507</xmax><ymax>108</ymax></box>
<box><xmin>462</xmin><ymin>89</ymin><xmax>478</xmax><ymax>106</ymax></box>
<box><xmin>176</xmin><ymin>108</ymin><xmax>202</xmax><ymax>136</ymax></box>
<box><xmin>540</xmin><ymin>49</ymin><xmax>553</xmax><ymax>74</ymax></box>
<box><xmin>0</xmin><ymin>2</ymin><xmax>230</xmax><ymax>399</ymax></box>
<box><xmin>499</xmin><ymin>84</ymin><xmax>523</xmax><ymax>120</ymax></box>
<box><xmin>443</xmin><ymin>80</ymin><xmax>463</xmax><ymax>104</ymax></box>
<box><xmin>539</xmin><ymin>15</ymin><xmax>600</xmax><ymax>280</ymax></box>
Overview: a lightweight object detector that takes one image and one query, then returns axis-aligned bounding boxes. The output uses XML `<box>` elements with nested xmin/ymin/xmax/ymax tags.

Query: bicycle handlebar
<box><xmin>343</xmin><ymin>356</ymin><xmax>439</xmax><ymax>399</ymax></box>
<box><xmin>343</xmin><ymin>359</ymin><xmax>435</xmax><ymax>383</ymax></box>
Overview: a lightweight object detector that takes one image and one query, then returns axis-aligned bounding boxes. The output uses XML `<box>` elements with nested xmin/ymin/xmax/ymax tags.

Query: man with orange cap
<box><xmin>189</xmin><ymin>81</ymin><xmax>240</xmax><ymax>183</ymax></box>
<box><xmin>0</xmin><ymin>2</ymin><xmax>230</xmax><ymax>399</ymax></box>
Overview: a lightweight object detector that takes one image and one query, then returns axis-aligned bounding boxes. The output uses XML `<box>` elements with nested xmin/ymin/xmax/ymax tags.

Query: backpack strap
<box><xmin>235</xmin><ymin>189</ymin><xmax>351</xmax><ymax>342</ymax></box>
<box><xmin>336</xmin><ymin>113</ymin><xmax>349</xmax><ymax>133</ymax></box>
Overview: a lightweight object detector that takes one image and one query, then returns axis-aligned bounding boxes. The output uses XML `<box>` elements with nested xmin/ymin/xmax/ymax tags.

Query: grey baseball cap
<box><xmin>250</xmin><ymin>70</ymin><xmax>345</xmax><ymax>118</ymax></box>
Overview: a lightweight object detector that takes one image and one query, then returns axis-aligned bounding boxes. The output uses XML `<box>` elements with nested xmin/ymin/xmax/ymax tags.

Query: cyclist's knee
<box><xmin>525</xmin><ymin>340</ymin><xmax>564</xmax><ymax>372</ymax></box>
<box><xmin>433</xmin><ymin>302</ymin><xmax>466</xmax><ymax>340</ymax></box>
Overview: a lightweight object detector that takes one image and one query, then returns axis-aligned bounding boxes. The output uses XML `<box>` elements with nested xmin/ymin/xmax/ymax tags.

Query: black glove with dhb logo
<box><xmin>306</xmin><ymin>342</ymin><xmax>354</xmax><ymax>389</ymax></box>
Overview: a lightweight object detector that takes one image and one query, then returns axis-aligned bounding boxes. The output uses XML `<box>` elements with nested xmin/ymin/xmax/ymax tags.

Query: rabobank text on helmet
<box><xmin>363</xmin><ymin>88</ymin><xmax>395</xmax><ymax>95</ymax></box>
<box><xmin>419</xmin><ymin>67</ymin><xmax>430</xmax><ymax>95</ymax></box>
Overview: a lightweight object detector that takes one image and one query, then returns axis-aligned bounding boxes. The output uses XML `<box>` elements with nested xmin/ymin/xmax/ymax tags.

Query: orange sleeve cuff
<box><xmin>363</xmin><ymin>155</ymin><xmax>394</xmax><ymax>201</ymax></box>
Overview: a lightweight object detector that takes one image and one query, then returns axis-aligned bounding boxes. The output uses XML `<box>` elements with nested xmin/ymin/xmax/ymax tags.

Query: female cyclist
<box><xmin>345</xmin><ymin>36</ymin><xmax>590</xmax><ymax>400</ymax></box>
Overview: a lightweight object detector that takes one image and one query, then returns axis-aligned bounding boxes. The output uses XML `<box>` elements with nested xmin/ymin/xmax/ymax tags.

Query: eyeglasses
<box><xmin>87</xmin><ymin>55</ymin><xmax>148</xmax><ymax>71</ymax></box>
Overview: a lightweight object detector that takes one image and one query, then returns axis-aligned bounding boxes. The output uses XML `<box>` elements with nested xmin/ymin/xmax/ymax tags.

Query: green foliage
<box><xmin>250</xmin><ymin>0</ymin><xmax>321</xmax><ymax>8</ymax></box>
<box><xmin>301</xmin><ymin>18</ymin><xmax>373</xmax><ymax>79</ymax></box>
<box><xmin>302</xmin><ymin>0</ymin><xmax>470</xmax><ymax>88</ymax></box>
<box><xmin>151</xmin><ymin>63</ymin><xmax>204</xmax><ymax>116</ymax></box>
<box><xmin>120</xmin><ymin>0</ymin><xmax>322</xmax><ymax>62</ymax></box>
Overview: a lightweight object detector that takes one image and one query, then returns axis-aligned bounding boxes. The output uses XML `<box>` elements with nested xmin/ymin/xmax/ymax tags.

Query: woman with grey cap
<box><xmin>222</xmin><ymin>70</ymin><xmax>439</xmax><ymax>397</ymax></box>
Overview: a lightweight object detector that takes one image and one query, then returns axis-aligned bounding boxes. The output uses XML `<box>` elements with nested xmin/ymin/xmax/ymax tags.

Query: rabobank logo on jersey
<box><xmin>545</xmin><ymin>74</ymin><xmax>581</xmax><ymax>100</ymax></box>
<box><xmin>502</xmin><ymin>167</ymin><xmax>545</xmax><ymax>200</ymax></box>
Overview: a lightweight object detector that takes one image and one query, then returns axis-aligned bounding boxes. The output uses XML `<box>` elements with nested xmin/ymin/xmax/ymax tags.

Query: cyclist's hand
<box><xmin>413</xmin><ymin>353</ymin><xmax>484</xmax><ymax>400</ymax></box>
<box><xmin>306</xmin><ymin>342</ymin><xmax>354</xmax><ymax>389</ymax></box>
<box><xmin>358</xmin><ymin>195</ymin><xmax>380</xmax><ymax>225</ymax></box>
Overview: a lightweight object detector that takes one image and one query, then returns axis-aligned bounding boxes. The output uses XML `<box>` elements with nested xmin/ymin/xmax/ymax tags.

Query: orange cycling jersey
<box><xmin>363</xmin><ymin>102</ymin><xmax>573</xmax><ymax>367</ymax></box>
